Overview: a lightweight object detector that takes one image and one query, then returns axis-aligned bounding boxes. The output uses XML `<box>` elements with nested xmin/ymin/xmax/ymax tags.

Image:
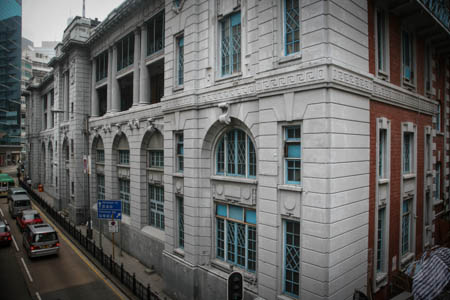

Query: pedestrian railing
<box><xmin>19</xmin><ymin>180</ymin><xmax>161</xmax><ymax>300</ymax></box>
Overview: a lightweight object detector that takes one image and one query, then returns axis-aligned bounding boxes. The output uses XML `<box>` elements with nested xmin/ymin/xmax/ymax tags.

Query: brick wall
<box><xmin>369</xmin><ymin>100</ymin><xmax>432</xmax><ymax>299</ymax></box>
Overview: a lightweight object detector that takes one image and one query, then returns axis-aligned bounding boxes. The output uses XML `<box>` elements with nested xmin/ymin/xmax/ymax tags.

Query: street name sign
<box><xmin>97</xmin><ymin>200</ymin><xmax>122</xmax><ymax>220</ymax></box>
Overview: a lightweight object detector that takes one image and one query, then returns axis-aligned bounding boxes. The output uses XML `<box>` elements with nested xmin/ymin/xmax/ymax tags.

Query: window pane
<box><xmin>377</xmin><ymin>207</ymin><xmax>385</xmax><ymax>272</ymax></box>
<box><xmin>284</xmin><ymin>220</ymin><xmax>300</xmax><ymax>297</ymax></box>
<box><xmin>217</xmin><ymin>204</ymin><xmax>227</xmax><ymax>217</ymax></box>
<box><xmin>178</xmin><ymin>196</ymin><xmax>184</xmax><ymax>248</ymax></box>
<box><xmin>285</xmin><ymin>0</ymin><xmax>300</xmax><ymax>55</ymax></box>
<box><xmin>248</xmin><ymin>137</ymin><xmax>256</xmax><ymax>177</ymax></box>
<box><xmin>149</xmin><ymin>185</ymin><xmax>164</xmax><ymax>229</ymax></box>
<box><xmin>229</xmin><ymin>205</ymin><xmax>243</xmax><ymax>221</ymax></box>
<box><xmin>217</xmin><ymin>139</ymin><xmax>225</xmax><ymax>174</ymax></box>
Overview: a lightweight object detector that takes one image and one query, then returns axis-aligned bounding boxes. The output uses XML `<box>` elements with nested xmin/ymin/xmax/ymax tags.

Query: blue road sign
<box><xmin>98</xmin><ymin>200</ymin><xmax>122</xmax><ymax>220</ymax></box>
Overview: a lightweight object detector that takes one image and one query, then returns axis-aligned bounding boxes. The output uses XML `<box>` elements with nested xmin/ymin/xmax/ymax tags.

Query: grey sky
<box><xmin>23</xmin><ymin>0</ymin><xmax>124</xmax><ymax>47</ymax></box>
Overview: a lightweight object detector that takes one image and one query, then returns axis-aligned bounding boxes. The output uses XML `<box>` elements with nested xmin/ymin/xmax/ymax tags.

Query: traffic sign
<box><xmin>109</xmin><ymin>220</ymin><xmax>119</xmax><ymax>233</ymax></box>
<box><xmin>97</xmin><ymin>200</ymin><xmax>122</xmax><ymax>220</ymax></box>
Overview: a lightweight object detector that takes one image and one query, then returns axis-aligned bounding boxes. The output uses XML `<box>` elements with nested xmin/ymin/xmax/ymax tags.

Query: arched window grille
<box><xmin>216</xmin><ymin>128</ymin><xmax>256</xmax><ymax>178</ymax></box>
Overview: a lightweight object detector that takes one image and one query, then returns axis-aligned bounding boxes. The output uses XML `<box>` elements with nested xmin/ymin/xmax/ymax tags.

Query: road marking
<box><xmin>32</xmin><ymin>205</ymin><xmax>127</xmax><ymax>300</ymax></box>
<box><xmin>11</xmin><ymin>234</ymin><xmax>19</xmax><ymax>252</ymax></box>
<box><xmin>35</xmin><ymin>292</ymin><xmax>42</xmax><ymax>300</ymax></box>
<box><xmin>21</xmin><ymin>257</ymin><xmax>33</xmax><ymax>283</ymax></box>
<box><xmin>0</xmin><ymin>207</ymin><xmax>3</xmax><ymax>217</ymax></box>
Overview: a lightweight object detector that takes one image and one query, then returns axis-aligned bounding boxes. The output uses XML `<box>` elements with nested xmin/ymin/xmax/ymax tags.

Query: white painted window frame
<box><xmin>374</xmin><ymin>7</ymin><xmax>389</xmax><ymax>80</ymax></box>
<box><xmin>374</xmin><ymin>117</ymin><xmax>390</xmax><ymax>290</ymax></box>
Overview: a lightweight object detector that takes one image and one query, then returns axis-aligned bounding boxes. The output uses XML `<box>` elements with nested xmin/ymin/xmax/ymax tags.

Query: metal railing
<box><xmin>19</xmin><ymin>180</ymin><xmax>160</xmax><ymax>300</ymax></box>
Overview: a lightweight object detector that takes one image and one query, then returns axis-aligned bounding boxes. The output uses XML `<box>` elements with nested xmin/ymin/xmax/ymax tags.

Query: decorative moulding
<box><xmin>218</xmin><ymin>102</ymin><xmax>231</xmax><ymax>125</ymax></box>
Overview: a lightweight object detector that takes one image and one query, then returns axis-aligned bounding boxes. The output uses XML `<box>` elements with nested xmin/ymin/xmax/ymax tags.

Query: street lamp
<box><xmin>52</xmin><ymin>109</ymin><xmax>92</xmax><ymax>239</ymax></box>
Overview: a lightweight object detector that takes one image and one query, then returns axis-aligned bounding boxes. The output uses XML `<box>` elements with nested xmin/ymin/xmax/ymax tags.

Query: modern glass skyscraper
<box><xmin>0</xmin><ymin>0</ymin><xmax>22</xmax><ymax>165</ymax></box>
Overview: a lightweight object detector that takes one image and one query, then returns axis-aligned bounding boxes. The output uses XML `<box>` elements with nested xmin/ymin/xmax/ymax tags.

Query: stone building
<box><xmin>25</xmin><ymin>1</ymin><xmax>450</xmax><ymax>299</ymax></box>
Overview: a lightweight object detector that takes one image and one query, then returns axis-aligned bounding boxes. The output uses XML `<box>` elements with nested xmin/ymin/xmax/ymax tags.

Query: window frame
<box><xmin>147</xmin><ymin>10</ymin><xmax>165</xmax><ymax>56</ymax></box>
<box><xmin>119</xmin><ymin>179</ymin><xmax>130</xmax><ymax>216</ymax></box>
<box><xmin>118</xmin><ymin>150</ymin><xmax>130</xmax><ymax>165</ymax></box>
<box><xmin>375</xmin><ymin>7</ymin><xmax>389</xmax><ymax>78</ymax></box>
<box><xmin>376</xmin><ymin>206</ymin><xmax>386</xmax><ymax>273</ymax></box>
<box><xmin>401</xmin><ymin>198</ymin><xmax>412</xmax><ymax>256</ymax></box>
<box><xmin>149</xmin><ymin>184</ymin><xmax>164</xmax><ymax>229</ymax></box>
<box><xmin>97</xmin><ymin>174</ymin><xmax>105</xmax><ymax>200</ymax></box>
<box><xmin>284</xmin><ymin>126</ymin><xmax>301</xmax><ymax>184</ymax></box>
<box><xmin>148</xmin><ymin>150</ymin><xmax>164</xmax><ymax>169</ymax></box>
<box><xmin>95</xmin><ymin>50</ymin><xmax>108</xmax><ymax>82</ymax></box>
<box><xmin>215</xmin><ymin>202</ymin><xmax>257</xmax><ymax>273</ymax></box>
<box><xmin>403</xmin><ymin>132</ymin><xmax>414</xmax><ymax>174</ymax></box>
<box><xmin>96</xmin><ymin>149</ymin><xmax>105</xmax><ymax>164</ymax></box>
<box><xmin>175</xmin><ymin>132</ymin><xmax>184</xmax><ymax>173</ymax></box>
<box><xmin>435</xmin><ymin>162</ymin><xmax>441</xmax><ymax>201</ymax></box>
<box><xmin>175</xmin><ymin>34</ymin><xmax>184</xmax><ymax>87</ymax></box>
<box><xmin>283</xmin><ymin>0</ymin><xmax>300</xmax><ymax>56</ymax></box>
<box><xmin>177</xmin><ymin>195</ymin><xmax>184</xmax><ymax>249</ymax></box>
<box><xmin>116</xmin><ymin>32</ymin><xmax>135</xmax><ymax>71</ymax></box>
<box><xmin>436</xmin><ymin>103</ymin><xmax>441</xmax><ymax>132</ymax></box>
<box><xmin>215</xmin><ymin>128</ymin><xmax>256</xmax><ymax>178</ymax></box>
<box><xmin>219</xmin><ymin>11</ymin><xmax>241</xmax><ymax>77</ymax></box>
<box><xmin>401</xmin><ymin>30</ymin><xmax>415</xmax><ymax>86</ymax></box>
<box><xmin>282</xmin><ymin>219</ymin><xmax>300</xmax><ymax>298</ymax></box>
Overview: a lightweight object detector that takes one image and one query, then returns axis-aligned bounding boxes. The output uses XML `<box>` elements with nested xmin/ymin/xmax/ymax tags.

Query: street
<box><xmin>0</xmin><ymin>166</ymin><xmax>126</xmax><ymax>300</ymax></box>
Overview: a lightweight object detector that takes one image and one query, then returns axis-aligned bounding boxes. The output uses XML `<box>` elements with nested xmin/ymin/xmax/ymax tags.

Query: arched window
<box><xmin>216</xmin><ymin>128</ymin><xmax>256</xmax><ymax>178</ymax></box>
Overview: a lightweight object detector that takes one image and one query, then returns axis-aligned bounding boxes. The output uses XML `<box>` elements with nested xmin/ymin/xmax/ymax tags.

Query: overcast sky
<box><xmin>23</xmin><ymin>0</ymin><xmax>124</xmax><ymax>47</ymax></box>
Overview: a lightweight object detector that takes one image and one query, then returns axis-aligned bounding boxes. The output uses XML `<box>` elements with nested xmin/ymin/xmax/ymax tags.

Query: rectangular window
<box><xmin>220</xmin><ymin>12</ymin><xmax>241</xmax><ymax>76</ymax></box>
<box><xmin>117</xmin><ymin>33</ymin><xmax>135</xmax><ymax>71</ymax></box>
<box><xmin>425</xmin><ymin>45</ymin><xmax>432</xmax><ymax>92</ymax></box>
<box><xmin>176</xmin><ymin>133</ymin><xmax>184</xmax><ymax>172</ymax></box>
<box><xmin>118</xmin><ymin>150</ymin><xmax>130</xmax><ymax>165</ymax></box>
<box><xmin>284</xmin><ymin>0</ymin><xmax>300</xmax><ymax>55</ymax></box>
<box><xmin>176</xmin><ymin>35</ymin><xmax>184</xmax><ymax>86</ymax></box>
<box><xmin>376</xmin><ymin>207</ymin><xmax>386</xmax><ymax>272</ymax></box>
<box><xmin>119</xmin><ymin>179</ymin><xmax>130</xmax><ymax>216</ymax></box>
<box><xmin>437</xmin><ymin>104</ymin><xmax>441</xmax><ymax>132</ymax></box>
<box><xmin>376</xmin><ymin>9</ymin><xmax>387</xmax><ymax>74</ymax></box>
<box><xmin>215</xmin><ymin>203</ymin><xmax>256</xmax><ymax>272</ymax></box>
<box><xmin>71</xmin><ymin>139</ymin><xmax>74</xmax><ymax>156</ymax></box>
<box><xmin>283</xmin><ymin>219</ymin><xmax>300</xmax><ymax>298</ymax></box>
<box><xmin>425</xmin><ymin>191</ymin><xmax>431</xmax><ymax>226</ymax></box>
<box><xmin>148</xmin><ymin>150</ymin><xmax>164</xmax><ymax>168</ymax></box>
<box><xmin>177</xmin><ymin>196</ymin><xmax>184</xmax><ymax>249</ymax></box>
<box><xmin>147</xmin><ymin>10</ymin><xmax>165</xmax><ymax>56</ymax></box>
<box><xmin>95</xmin><ymin>50</ymin><xmax>108</xmax><ymax>81</ymax></box>
<box><xmin>401</xmin><ymin>198</ymin><xmax>411</xmax><ymax>255</ymax></box>
<box><xmin>403</xmin><ymin>132</ymin><xmax>413</xmax><ymax>174</ymax></box>
<box><xmin>97</xmin><ymin>174</ymin><xmax>105</xmax><ymax>200</ymax></box>
<box><xmin>402</xmin><ymin>31</ymin><xmax>414</xmax><ymax>83</ymax></box>
<box><xmin>284</xmin><ymin>126</ymin><xmax>301</xmax><ymax>184</ymax></box>
<box><xmin>425</xmin><ymin>133</ymin><xmax>431</xmax><ymax>171</ymax></box>
<box><xmin>149</xmin><ymin>184</ymin><xmax>164</xmax><ymax>229</ymax></box>
<box><xmin>435</xmin><ymin>163</ymin><xmax>441</xmax><ymax>201</ymax></box>
<box><xmin>97</xmin><ymin>150</ymin><xmax>105</xmax><ymax>163</ymax></box>
<box><xmin>378</xmin><ymin>129</ymin><xmax>387</xmax><ymax>178</ymax></box>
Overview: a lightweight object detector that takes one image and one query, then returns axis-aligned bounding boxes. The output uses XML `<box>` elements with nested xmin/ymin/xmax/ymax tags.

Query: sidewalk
<box><xmin>32</xmin><ymin>188</ymin><xmax>171</xmax><ymax>300</ymax></box>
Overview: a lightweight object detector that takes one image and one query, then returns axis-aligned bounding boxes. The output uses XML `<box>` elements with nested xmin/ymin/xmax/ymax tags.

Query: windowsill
<box><xmin>173</xmin><ymin>248</ymin><xmax>185</xmax><ymax>258</ymax></box>
<box><xmin>402</xmin><ymin>80</ymin><xmax>416</xmax><ymax>91</ymax></box>
<box><xmin>210</xmin><ymin>259</ymin><xmax>257</xmax><ymax>283</ymax></box>
<box><xmin>96</xmin><ymin>162</ymin><xmax>105</xmax><ymax>165</ymax></box>
<box><xmin>117</xmin><ymin>164</ymin><xmax>130</xmax><ymax>168</ymax></box>
<box><xmin>276</xmin><ymin>52</ymin><xmax>302</xmax><ymax>65</ymax></box>
<box><xmin>173</xmin><ymin>85</ymin><xmax>184</xmax><ymax>93</ymax></box>
<box><xmin>147</xmin><ymin>167</ymin><xmax>164</xmax><ymax>172</ymax></box>
<box><xmin>116</xmin><ymin>65</ymin><xmax>134</xmax><ymax>79</ymax></box>
<box><xmin>376</xmin><ymin>272</ymin><xmax>388</xmax><ymax>286</ymax></box>
<box><xmin>145</xmin><ymin>50</ymin><xmax>164</xmax><ymax>65</ymax></box>
<box><xmin>277</xmin><ymin>184</ymin><xmax>303</xmax><ymax>192</ymax></box>
<box><xmin>436</xmin><ymin>131</ymin><xmax>444</xmax><ymax>136</ymax></box>
<box><xmin>378</xmin><ymin>178</ymin><xmax>389</xmax><ymax>185</ymax></box>
<box><xmin>377</xmin><ymin>70</ymin><xmax>389</xmax><ymax>81</ymax></box>
<box><xmin>141</xmin><ymin>225</ymin><xmax>165</xmax><ymax>242</ymax></box>
<box><xmin>400</xmin><ymin>252</ymin><xmax>415</xmax><ymax>269</ymax></box>
<box><xmin>95</xmin><ymin>78</ymin><xmax>107</xmax><ymax>88</ymax></box>
<box><xmin>211</xmin><ymin>175</ymin><xmax>257</xmax><ymax>185</ymax></box>
<box><xmin>433</xmin><ymin>199</ymin><xmax>443</xmax><ymax>206</ymax></box>
<box><xmin>215</xmin><ymin>72</ymin><xmax>242</xmax><ymax>83</ymax></box>
<box><xmin>426</xmin><ymin>170</ymin><xmax>433</xmax><ymax>176</ymax></box>
<box><xmin>402</xmin><ymin>173</ymin><xmax>416</xmax><ymax>180</ymax></box>
<box><xmin>173</xmin><ymin>172</ymin><xmax>184</xmax><ymax>178</ymax></box>
<box><xmin>277</xmin><ymin>295</ymin><xmax>298</xmax><ymax>300</ymax></box>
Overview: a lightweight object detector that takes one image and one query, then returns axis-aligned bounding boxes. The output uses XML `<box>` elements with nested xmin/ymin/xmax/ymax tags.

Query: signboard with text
<box><xmin>97</xmin><ymin>200</ymin><xmax>122</xmax><ymax>220</ymax></box>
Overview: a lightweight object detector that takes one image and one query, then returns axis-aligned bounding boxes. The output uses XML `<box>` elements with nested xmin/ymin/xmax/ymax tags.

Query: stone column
<box><xmin>133</xmin><ymin>28</ymin><xmax>141</xmax><ymax>106</ymax></box>
<box><xmin>111</xmin><ymin>45</ymin><xmax>120</xmax><ymax>112</ymax></box>
<box><xmin>139</xmin><ymin>25</ymin><xmax>150</xmax><ymax>105</ymax></box>
<box><xmin>107</xmin><ymin>47</ymin><xmax>113</xmax><ymax>113</ymax></box>
<box><xmin>47</xmin><ymin>95</ymin><xmax>51</xmax><ymax>128</ymax></box>
<box><xmin>64</xmin><ymin>72</ymin><xmax>69</xmax><ymax>121</ymax></box>
<box><xmin>91</xmin><ymin>59</ymin><xmax>99</xmax><ymax>116</ymax></box>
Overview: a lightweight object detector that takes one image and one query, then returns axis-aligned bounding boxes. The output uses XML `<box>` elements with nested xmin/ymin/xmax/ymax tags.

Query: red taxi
<box><xmin>0</xmin><ymin>220</ymin><xmax>12</xmax><ymax>246</ymax></box>
<box><xmin>16</xmin><ymin>209</ymin><xmax>43</xmax><ymax>232</ymax></box>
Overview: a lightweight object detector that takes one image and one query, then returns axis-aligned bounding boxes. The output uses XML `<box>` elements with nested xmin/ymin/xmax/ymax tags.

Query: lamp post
<box><xmin>52</xmin><ymin>109</ymin><xmax>92</xmax><ymax>239</ymax></box>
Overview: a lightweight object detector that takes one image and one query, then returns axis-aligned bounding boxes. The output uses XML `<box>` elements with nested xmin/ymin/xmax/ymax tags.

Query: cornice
<box><xmin>161</xmin><ymin>63</ymin><xmax>437</xmax><ymax>115</ymax></box>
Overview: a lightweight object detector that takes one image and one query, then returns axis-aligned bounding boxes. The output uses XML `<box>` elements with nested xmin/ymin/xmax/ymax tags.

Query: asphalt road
<box><xmin>0</xmin><ymin>177</ymin><xmax>126</xmax><ymax>300</ymax></box>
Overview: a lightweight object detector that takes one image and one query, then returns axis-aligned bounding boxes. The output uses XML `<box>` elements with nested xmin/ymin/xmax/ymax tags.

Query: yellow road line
<box><xmin>32</xmin><ymin>203</ymin><xmax>126</xmax><ymax>300</ymax></box>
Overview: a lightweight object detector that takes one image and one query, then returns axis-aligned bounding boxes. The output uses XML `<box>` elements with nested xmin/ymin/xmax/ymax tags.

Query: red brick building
<box><xmin>367</xmin><ymin>0</ymin><xmax>449</xmax><ymax>298</ymax></box>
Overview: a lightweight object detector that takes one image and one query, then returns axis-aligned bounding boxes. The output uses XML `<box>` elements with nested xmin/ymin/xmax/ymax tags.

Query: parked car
<box><xmin>23</xmin><ymin>223</ymin><xmax>59</xmax><ymax>258</ymax></box>
<box><xmin>8</xmin><ymin>194</ymin><xmax>32</xmax><ymax>218</ymax></box>
<box><xmin>16</xmin><ymin>210</ymin><xmax>43</xmax><ymax>232</ymax></box>
<box><xmin>7</xmin><ymin>187</ymin><xmax>27</xmax><ymax>201</ymax></box>
<box><xmin>0</xmin><ymin>220</ymin><xmax>12</xmax><ymax>246</ymax></box>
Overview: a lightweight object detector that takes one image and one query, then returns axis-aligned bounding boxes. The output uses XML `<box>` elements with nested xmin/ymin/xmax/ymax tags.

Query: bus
<box><xmin>0</xmin><ymin>174</ymin><xmax>15</xmax><ymax>198</ymax></box>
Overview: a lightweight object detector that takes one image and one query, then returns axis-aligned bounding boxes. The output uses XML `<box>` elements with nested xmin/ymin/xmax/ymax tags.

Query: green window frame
<box><xmin>284</xmin><ymin>0</ymin><xmax>300</xmax><ymax>55</ymax></box>
<box><xmin>284</xmin><ymin>126</ymin><xmax>301</xmax><ymax>184</ymax></box>
<box><xmin>176</xmin><ymin>133</ymin><xmax>184</xmax><ymax>172</ymax></box>
<box><xmin>220</xmin><ymin>12</ymin><xmax>241</xmax><ymax>76</ymax></box>
<box><xmin>149</xmin><ymin>184</ymin><xmax>164</xmax><ymax>229</ymax></box>
<box><xmin>177</xmin><ymin>35</ymin><xmax>184</xmax><ymax>86</ymax></box>
<box><xmin>283</xmin><ymin>219</ymin><xmax>300</xmax><ymax>298</ymax></box>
